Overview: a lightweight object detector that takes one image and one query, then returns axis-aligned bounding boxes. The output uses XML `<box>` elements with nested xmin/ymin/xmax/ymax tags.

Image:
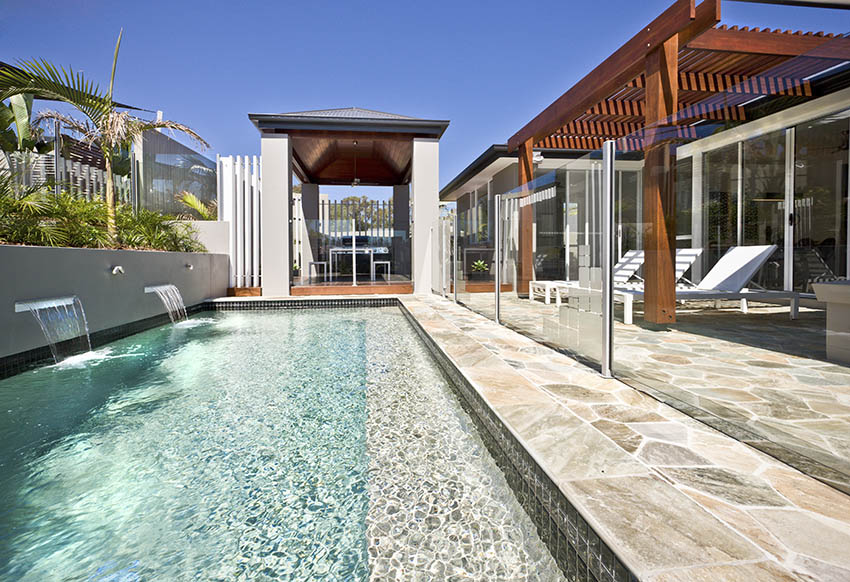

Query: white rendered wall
<box><xmin>411</xmin><ymin>138</ymin><xmax>440</xmax><ymax>295</ymax></box>
<box><xmin>260</xmin><ymin>134</ymin><xmax>292</xmax><ymax>296</ymax></box>
<box><xmin>181</xmin><ymin>220</ymin><xmax>230</xmax><ymax>255</ymax></box>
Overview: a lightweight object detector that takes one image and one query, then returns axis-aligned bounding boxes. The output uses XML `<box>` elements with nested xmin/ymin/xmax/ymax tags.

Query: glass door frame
<box><xmin>676</xmin><ymin>100</ymin><xmax>850</xmax><ymax>296</ymax></box>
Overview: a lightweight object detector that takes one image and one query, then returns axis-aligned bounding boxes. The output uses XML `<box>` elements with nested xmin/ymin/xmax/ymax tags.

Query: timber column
<box><xmin>642</xmin><ymin>35</ymin><xmax>678</xmax><ymax>323</ymax></box>
<box><xmin>517</xmin><ymin>137</ymin><xmax>535</xmax><ymax>297</ymax></box>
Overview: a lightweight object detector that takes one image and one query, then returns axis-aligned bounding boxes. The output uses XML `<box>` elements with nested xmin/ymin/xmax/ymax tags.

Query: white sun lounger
<box><xmin>529</xmin><ymin>250</ymin><xmax>644</xmax><ymax>305</ymax></box>
<box><xmin>537</xmin><ymin>248</ymin><xmax>703</xmax><ymax>307</ymax></box>
<box><xmin>616</xmin><ymin>244</ymin><xmax>798</xmax><ymax>324</ymax></box>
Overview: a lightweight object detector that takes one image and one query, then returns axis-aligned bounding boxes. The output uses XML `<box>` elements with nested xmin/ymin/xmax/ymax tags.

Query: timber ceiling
<box><xmin>290</xmin><ymin>134</ymin><xmax>412</xmax><ymax>186</ymax></box>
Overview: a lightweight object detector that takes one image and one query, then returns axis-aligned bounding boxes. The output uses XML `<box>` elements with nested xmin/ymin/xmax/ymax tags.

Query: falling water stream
<box><xmin>145</xmin><ymin>284</ymin><xmax>188</xmax><ymax>323</ymax></box>
<box><xmin>15</xmin><ymin>296</ymin><xmax>92</xmax><ymax>363</ymax></box>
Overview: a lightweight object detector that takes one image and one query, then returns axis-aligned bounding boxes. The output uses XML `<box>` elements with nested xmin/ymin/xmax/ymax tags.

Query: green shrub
<box><xmin>0</xmin><ymin>172</ymin><xmax>206</xmax><ymax>252</ymax></box>
<box><xmin>116</xmin><ymin>207</ymin><xmax>205</xmax><ymax>252</ymax></box>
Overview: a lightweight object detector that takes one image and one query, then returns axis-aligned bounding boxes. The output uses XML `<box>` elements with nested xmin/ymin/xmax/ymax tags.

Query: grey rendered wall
<box><xmin>0</xmin><ymin>246</ymin><xmax>228</xmax><ymax>358</ymax></box>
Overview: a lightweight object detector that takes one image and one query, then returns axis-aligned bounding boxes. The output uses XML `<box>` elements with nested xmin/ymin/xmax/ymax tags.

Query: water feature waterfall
<box><xmin>15</xmin><ymin>296</ymin><xmax>92</xmax><ymax>363</ymax></box>
<box><xmin>145</xmin><ymin>284</ymin><xmax>188</xmax><ymax>323</ymax></box>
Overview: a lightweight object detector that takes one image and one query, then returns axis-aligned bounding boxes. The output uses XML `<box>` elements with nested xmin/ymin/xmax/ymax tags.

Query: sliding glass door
<box><xmin>742</xmin><ymin>130</ymin><xmax>786</xmax><ymax>290</ymax></box>
<box><xmin>703</xmin><ymin>144</ymin><xmax>739</xmax><ymax>273</ymax></box>
<box><xmin>793</xmin><ymin>115</ymin><xmax>849</xmax><ymax>293</ymax></box>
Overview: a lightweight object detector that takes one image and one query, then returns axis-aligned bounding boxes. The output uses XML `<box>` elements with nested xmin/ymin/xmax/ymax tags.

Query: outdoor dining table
<box><xmin>328</xmin><ymin>246</ymin><xmax>390</xmax><ymax>282</ymax></box>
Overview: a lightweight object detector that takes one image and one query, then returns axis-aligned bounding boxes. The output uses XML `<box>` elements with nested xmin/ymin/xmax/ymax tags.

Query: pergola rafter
<box><xmin>628</xmin><ymin>70</ymin><xmax>812</xmax><ymax>96</ymax></box>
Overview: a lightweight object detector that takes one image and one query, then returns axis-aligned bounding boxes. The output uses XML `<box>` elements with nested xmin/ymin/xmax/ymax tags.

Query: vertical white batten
<box><xmin>235</xmin><ymin>156</ymin><xmax>244</xmax><ymax>288</ymax></box>
<box><xmin>220</xmin><ymin>156</ymin><xmax>236</xmax><ymax>288</ymax></box>
<box><xmin>252</xmin><ymin>156</ymin><xmax>261</xmax><ymax>288</ymax></box>
<box><xmin>216</xmin><ymin>154</ymin><xmax>222</xmax><ymax>220</ymax></box>
<box><xmin>243</xmin><ymin>156</ymin><xmax>253</xmax><ymax>286</ymax></box>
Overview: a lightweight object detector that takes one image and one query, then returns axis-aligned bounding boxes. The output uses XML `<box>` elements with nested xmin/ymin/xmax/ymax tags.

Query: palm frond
<box><xmin>108</xmin><ymin>29</ymin><xmax>123</xmax><ymax>101</ymax></box>
<box><xmin>34</xmin><ymin>110</ymin><xmax>99</xmax><ymax>145</ymax></box>
<box><xmin>9</xmin><ymin>94</ymin><xmax>33</xmax><ymax>148</ymax></box>
<box><xmin>178</xmin><ymin>191</ymin><xmax>217</xmax><ymax>220</ymax></box>
<box><xmin>128</xmin><ymin>118</ymin><xmax>210</xmax><ymax>150</ymax></box>
<box><xmin>0</xmin><ymin>59</ymin><xmax>110</xmax><ymax>125</ymax></box>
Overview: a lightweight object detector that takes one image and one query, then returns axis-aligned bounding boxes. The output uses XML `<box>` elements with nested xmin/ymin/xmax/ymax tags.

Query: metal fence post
<box><xmin>602</xmin><ymin>140</ymin><xmax>615</xmax><ymax>378</ymax></box>
<box><xmin>495</xmin><ymin>194</ymin><xmax>501</xmax><ymax>324</ymax></box>
<box><xmin>453</xmin><ymin>212</ymin><xmax>459</xmax><ymax>303</ymax></box>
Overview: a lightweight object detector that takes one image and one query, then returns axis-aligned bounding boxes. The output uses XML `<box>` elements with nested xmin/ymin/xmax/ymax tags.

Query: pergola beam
<box><xmin>686</xmin><ymin>27</ymin><xmax>850</xmax><ymax>58</ymax></box>
<box><xmin>508</xmin><ymin>0</ymin><xmax>723</xmax><ymax>152</ymax></box>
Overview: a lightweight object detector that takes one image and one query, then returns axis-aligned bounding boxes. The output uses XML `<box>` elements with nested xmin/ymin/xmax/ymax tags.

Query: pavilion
<box><xmin>248</xmin><ymin>107</ymin><xmax>449</xmax><ymax>296</ymax></box>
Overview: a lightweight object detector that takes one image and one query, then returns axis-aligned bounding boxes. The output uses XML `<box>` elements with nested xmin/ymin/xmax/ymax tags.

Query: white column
<box><xmin>411</xmin><ymin>138</ymin><xmax>440</xmax><ymax>295</ymax></box>
<box><xmin>260</xmin><ymin>134</ymin><xmax>292</xmax><ymax>296</ymax></box>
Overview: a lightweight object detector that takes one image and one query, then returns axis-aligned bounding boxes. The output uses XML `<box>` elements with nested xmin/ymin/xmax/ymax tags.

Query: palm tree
<box><xmin>0</xmin><ymin>30</ymin><xmax>209</xmax><ymax>241</ymax></box>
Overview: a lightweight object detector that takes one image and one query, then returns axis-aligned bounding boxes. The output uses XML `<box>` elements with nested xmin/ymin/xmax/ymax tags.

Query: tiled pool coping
<box><xmin>397</xmin><ymin>301</ymin><xmax>636</xmax><ymax>582</ymax></box>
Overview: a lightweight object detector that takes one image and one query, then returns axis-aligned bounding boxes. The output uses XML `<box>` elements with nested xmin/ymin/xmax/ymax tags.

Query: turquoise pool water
<box><xmin>0</xmin><ymin>308</ymin><xmax>562</xmax><ymax>581</ymax></box>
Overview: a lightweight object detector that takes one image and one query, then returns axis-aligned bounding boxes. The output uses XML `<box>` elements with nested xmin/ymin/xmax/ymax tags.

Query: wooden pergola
<box><xmin>508</xmin><ymin>0</ymin><xmax>850</xmax><ymax>323</ymax></box>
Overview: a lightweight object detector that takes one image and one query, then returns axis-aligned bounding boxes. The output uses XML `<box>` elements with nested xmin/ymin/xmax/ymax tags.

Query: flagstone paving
<box><xmin>401</xmin><ymin>294</ymin><xmax>850</xmax><ymax>582</ymax></box>
<box><xmin>457</xmin><ymin>292</ymin><xmax>850</xmax><ymax>493</ymax></box>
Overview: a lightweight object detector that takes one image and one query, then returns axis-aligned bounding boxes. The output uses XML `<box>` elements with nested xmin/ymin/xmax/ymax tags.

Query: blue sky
<box><xmin>3</xmin><ymin>0</ymin><xmax>848</xmax><ymax>200</ymax></box>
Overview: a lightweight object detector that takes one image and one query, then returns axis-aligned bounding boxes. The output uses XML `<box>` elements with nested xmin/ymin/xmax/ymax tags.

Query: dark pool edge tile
<box><xmin>398</xmin><ymin>301</ymin><xmax>637</xmax><ymax>582</ymax></box>
<box><xmin>0</xmin><ymin>303</ymin><xmax>207</xmax><ymax>380</ymax></box>
<box><xmin>207</xmin><ymin>297</ymin><xmax>399</xmax><ymax>311</ymax></box>
<box><xmin>1</xmin><ymin>298</ymin><xmax>403</xmax><ymax>380</ymax></box>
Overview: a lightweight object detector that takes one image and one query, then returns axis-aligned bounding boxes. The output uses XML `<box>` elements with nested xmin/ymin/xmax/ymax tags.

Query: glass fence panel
<box><xmin>136</xmin><ymin>130</ymin><xmax>216</xmax><ymax>215</ymax></box>
<box><xmin>292</xmin><ymin>198</ymin><xmax>409</xmax><ymax>287</ymax></box>
<box><xmin>496</xmin><ymin>152</ymin><xmax>607</xmax><ymax>369</ymax></box>
<box><xmin>610</xmin><ymin>34</ymin><xmax>850</xmax><ymax>493</ymax></box>
<box><xmin>438</xmin><ymin>212</ymin><xmax>455</xmax><ymax>298</ymax></box>
<box><xmin>456</xmin><ymin>189</ymin><xmax>496</xmax><ymax>319</ymax></box>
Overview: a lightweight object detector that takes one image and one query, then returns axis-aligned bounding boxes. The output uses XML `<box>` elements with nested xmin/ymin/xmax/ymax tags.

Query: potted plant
<box><xmin>469</xmin><ymin>259</ymin><xmax>490</xmax><ymax>281</ymax></box>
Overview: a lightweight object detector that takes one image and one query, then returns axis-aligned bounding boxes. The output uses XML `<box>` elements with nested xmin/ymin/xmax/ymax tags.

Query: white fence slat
<box><xmin>252</xmin><ymin>156</ymin><xmax>261</xmax><ymax>288</ymax></box>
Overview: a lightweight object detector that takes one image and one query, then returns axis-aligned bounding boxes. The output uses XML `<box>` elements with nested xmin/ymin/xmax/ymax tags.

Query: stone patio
<box><xmin>455</xmin><ymin>292</ymin><xmax>850</xmax><ymax>494</ymax></box>
<box><xmin>401</xmin><ymin>294</ymin><xmax>850</xmax><ymax>582</ymax></box>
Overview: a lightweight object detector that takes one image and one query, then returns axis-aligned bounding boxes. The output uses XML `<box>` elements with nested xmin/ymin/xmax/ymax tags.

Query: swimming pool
<box><xmin>0</xmin><ymin>307</ymin><xmax>563</xmax><ymax>581</ymax></box>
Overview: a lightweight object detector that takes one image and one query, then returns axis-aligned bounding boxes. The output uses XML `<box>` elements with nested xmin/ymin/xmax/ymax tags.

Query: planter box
<box><xmin>469</xmin><ymin>271</ymin><xmax>491</xmax><ymax>282</ymax></box>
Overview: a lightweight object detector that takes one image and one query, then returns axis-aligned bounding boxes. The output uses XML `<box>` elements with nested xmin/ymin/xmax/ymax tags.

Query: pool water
<box><xmin>0</xmin><ymin>308</ymin><xmax>563</xmax><ymax>581</ymax></box>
